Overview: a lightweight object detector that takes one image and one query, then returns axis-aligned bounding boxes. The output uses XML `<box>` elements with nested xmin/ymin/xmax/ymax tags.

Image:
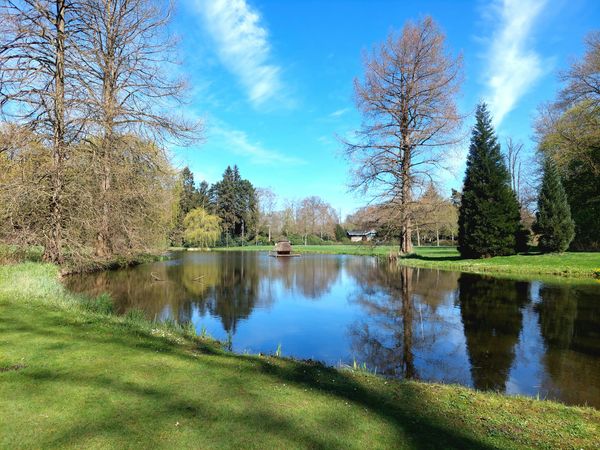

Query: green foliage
<box><xmin>533</xmin><ymin>157</ymin><xmax>575</xmax><ymax>252</ymax></box>
<box><xmin>183</xmin><ymin>208</ymin><xmax>221</xmax><ymax>248</ymax></box>
<box><xmin>458</xmin><ymin>104</ymin><xmax>523</xmax><ymax>258</ymax></box>
<box><xmin>82</xmin><ymin>293</ymin><xmax>114</xmax><ymax>315</ymax></box>
<box><xmin>334</xmin><ymin>224</ymin><xmax>347</xmax><ymax>241</ymax></box>
<box><xmin>540</xmin><ymin>103</ymin><xmax>600</xmax><ymax>250</ymax></box>
<box><xmin>210</xmin><ymin>165</ymin><xmax>258</xmax><ymax>239</ymax></box>
<box><xmin>170</xmin><ymin>167</ymin><xmax>210</xmax><ymax>246</ymax></box>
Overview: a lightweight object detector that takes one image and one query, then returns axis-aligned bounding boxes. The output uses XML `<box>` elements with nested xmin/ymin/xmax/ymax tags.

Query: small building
<box><xmin>274</xmin><ymin>240</ymin><xmax>292</xmax><ymax>255</ymax></box>
<box><xmin>347</xmin><ymin>229</ymin><xmax>376</xmax><ymax>242</ymax></box>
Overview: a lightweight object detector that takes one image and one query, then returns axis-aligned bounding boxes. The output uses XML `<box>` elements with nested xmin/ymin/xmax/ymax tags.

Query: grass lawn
<box><xmin>211</xmin><ymin>245</ymin><xmax>600</xmax><ymax>278</ymax></box>
<box><xmin>1</xmin><ymin>263</ymin><xmax>599</xmax><ymax>449</ymax></box>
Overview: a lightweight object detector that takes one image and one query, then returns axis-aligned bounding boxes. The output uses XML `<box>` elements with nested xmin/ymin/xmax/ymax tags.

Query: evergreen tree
<box><xmin>210</xmin><ymin>165</ymin><xmax>258</xmax><ymax>241</ymax></box>
<box><xmin>533</xmin><ymin>157</ymin><xmax>575</xmax><ymax>252</ymax></box>
<box><xmin>335</xmin><ymin>224</ymin><xmax>347</xmax><ymax>242</ymax></box>
<box><xmin>458</xmin><ymin>103</ymin><xmax>522</xmax><ymax>258</ymax></box>
<box><xmin>211</xmin><ymin>166</ymin><xmax>238</xmax><ymax>237</ymax></box>
<box><xmin>180</xmin><ymin>167</ymin><xmax>201</xmax><ymax>214</ymax></box>
<box><xmin>170</xmin><ymin>167</ymin><xmax>204</xmax><ymax>246</ymax></box>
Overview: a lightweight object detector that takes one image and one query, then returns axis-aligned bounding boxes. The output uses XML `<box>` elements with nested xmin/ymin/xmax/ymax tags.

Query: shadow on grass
<box><xmin>0</xmin><ymin>308</ymin><xmax>500</xmax><ymax>450</ymax></box>
<box><xmin>403</xmin><ymin>253</ymin><xmax>463</xmax><ymax>262</ymax></box>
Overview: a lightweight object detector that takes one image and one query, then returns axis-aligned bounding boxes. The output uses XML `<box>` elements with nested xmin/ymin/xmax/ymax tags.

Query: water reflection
<box><xmin>536</xmin><ymin>284</ymin><xmax>600</xmax><ymax>406</ymax></box>
<box><xmin>458</xmin><ymin>274</ymin><xmax>529</xmax><ymax>391</ymax></box>
<box><xmin>346</xmin><ymin>264</ymin><xmax>417</xmax><ymax>378</ymax></box>
<box><xmin>65</xmin><ymin>251</ymin><xmax>600</xmax><ymax>407</ymax></box>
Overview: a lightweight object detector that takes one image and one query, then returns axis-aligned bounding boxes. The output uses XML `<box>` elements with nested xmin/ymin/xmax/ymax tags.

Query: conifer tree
<box><xmin>533</xmin><ymin>157</ymin><xmax>575</xmax><ymax>252</ymax></box>
<box><xmin>458</xmin><ymin>104</ymin><xmax>522</xmax><ymax>258</ymax></box>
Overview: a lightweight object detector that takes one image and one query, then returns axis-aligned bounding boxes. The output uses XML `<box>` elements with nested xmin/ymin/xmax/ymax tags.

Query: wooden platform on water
<box><xmin>268</xmin><ymin>251</ymin><xmax>301</xmax><ymax>258</ymax></box>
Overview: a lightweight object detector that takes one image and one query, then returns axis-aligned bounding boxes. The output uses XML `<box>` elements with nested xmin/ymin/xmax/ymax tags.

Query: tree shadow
<box><xmin>404</xmin><ymin>253</ymin><xmax>463</xmax><ymax>262</ymax></box>
<box><xmin>2</xmin><ymin>307</ymin><xmax>501</xmax><ymax>449</ymax></box>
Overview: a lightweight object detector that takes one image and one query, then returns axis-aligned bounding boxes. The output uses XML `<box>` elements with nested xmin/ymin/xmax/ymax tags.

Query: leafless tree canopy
<box><xmin>0</xmin><ymin>0</ymin><xmax>202</xmax><ymax>264</ymax></box>
<box><xmin>558</xmin><ymin>31</ymin><xmax>600</xmax><ymax>109</ymax></box>
<box><xmin>76</xmin><ymin>0</ymin><xmax>199</xmax><ymax>144</ymax></box>
<box><xmin>344</xmin><ymin>16</ymin><xmax>463</xmax><ymax>253</ymax></box>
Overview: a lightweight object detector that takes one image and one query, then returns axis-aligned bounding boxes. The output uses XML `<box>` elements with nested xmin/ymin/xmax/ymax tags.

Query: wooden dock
<box><xmin>268</xmin><ymin>251</ymin><xmax>300</xmax><ymax>258</ymax></box>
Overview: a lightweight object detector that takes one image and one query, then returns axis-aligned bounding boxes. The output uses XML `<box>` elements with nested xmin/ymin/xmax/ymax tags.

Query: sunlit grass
<box><xmin>1</xmin><ymin>262</ymin><xmax>599</xmax><ymax>448</ymax></box>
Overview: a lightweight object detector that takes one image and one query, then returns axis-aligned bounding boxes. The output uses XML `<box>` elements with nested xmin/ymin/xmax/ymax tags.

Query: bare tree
<box><xmin>505</xmin><ymin>138</ymin><xmax>524</xmax><ymax>202</ymax></box>
<box><xmin>343</xmin><ymin>16</ymin><xmax>463</xmax><ymax>254</ymax></box>
<box><xmin>0</xmin><ymin>0</ymin><xmax>86</xmax><ymax>263</ymax></box>
<box><xmin>558</xmin><ymin>31</ymin><xmax>600</xmax><ymax>109</ymax></box>
<box><xmin>257</xmin><ymin>187</ymin><xmax>276</xmax><ymax>242</ymax></box>
<box><xmin>75</xmin><ymin>0</ymin><xmax>201</xmax><ymax>257</ymax></box>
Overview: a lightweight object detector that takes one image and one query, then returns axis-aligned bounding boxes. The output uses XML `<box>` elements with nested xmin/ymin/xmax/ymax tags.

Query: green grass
<box><xmin>212</xmin><ymin>245</ymin><xmax>600</xmax><ymax>278</ymax></box>
<box><xmin>1</xmin><ymin>263</ymin><xmax>599</xmax><ymax>449</ymax></box>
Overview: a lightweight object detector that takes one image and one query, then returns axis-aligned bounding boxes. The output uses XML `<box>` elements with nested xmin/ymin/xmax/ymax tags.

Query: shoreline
<box><xmin>207</xmin><ymin>245</ymin><xmax>600</xmax><ymax>279</ymax></box>
<box><xmin>1</xmin><ymin>262</ymin><xmax>599</xmax><ymax>448</ymax></box>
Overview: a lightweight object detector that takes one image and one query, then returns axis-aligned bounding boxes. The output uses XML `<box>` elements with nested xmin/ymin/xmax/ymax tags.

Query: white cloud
<box><xmin>211</xmin><ymin>123</ymin><xmax>305</xmax><ymax>166</ymax></box>
<box><xmin>193</xmin><ymin>0</ymin><xmax>284</xmax><ymax>108</ymax></box>
<box><xmin>483</xmin><ymin>0</ymin><xmax>548</xmax><ymax>126</ymax></box>
<box><xmin>330</xmin><ymin>108</ymin><xmax>349</xmax><ymax>118</ymax></box>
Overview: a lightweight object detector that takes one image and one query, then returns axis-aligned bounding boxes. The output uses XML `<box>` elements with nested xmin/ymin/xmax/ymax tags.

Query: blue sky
<box><xmin>169</xmin><ymin>0</ymin><xmax>598</xmax><ymax>217</ymax></box>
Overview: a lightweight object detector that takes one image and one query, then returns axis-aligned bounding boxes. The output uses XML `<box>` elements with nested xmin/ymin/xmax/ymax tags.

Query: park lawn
<box><xmin>212</xmin><ymin>245</ymin><xmax>600</xmax><ymax>278</ymax></box>
<box><xmin>1</xmin><ymin>263</ymin><xmax>599</xmax><ymax>449</ymax></box>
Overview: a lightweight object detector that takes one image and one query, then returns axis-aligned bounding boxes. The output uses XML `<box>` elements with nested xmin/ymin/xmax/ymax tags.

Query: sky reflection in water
<box><xmin>65</xmin><ymin>251</ymin><xmax>600</xmax><ymax>408</ymax></box>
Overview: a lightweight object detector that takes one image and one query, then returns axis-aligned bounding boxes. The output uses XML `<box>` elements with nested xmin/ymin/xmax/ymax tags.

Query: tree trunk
<box><xmin>401</xmin><ymin>217</ymin><xmax>413</xmax><ymax>254</ymax></box>
<box><xmin>400</xmin><ymin>143</ymin><xmax>413</xmax><ymax>254</ymax></box>
<box><xmin>401</xmin><ymin>266</ymin><xmax>415</xmax><ymax>378</ymax></box>
<box><xmin>43</xmin><ymin>0</ymin><xmax>66</xmax><ymax>264</ymax></box>
<box><xmin>95</xmin><ymin>158</ymin><xmax>111</xmax><ymax>258</ymax></box>
<box><xmin>95</xmin><ymin>7</ymin><xmax>117</xmax><ymax>258</ymax></box>
<box><xmin>416</xmin><ymin>226</ymin><xmax>421</xmax><ymax>247</ymax></box>
<box><xmin>436</xmin><ymin>226</ymin><xmax>440</xmax><ymax>247</ymax></box>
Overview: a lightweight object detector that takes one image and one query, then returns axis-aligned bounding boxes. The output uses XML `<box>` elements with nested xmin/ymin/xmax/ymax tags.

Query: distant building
<box><xmin>347</xmin><ymin>229</ymin><xmax>376</xmax><ymax>242</ymax></box>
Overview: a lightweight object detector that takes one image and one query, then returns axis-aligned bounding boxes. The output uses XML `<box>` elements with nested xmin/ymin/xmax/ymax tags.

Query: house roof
<box><xmin>346</xmin><ymin>230</ymin><xmax>376</xmax><ymax>237</ymax></box>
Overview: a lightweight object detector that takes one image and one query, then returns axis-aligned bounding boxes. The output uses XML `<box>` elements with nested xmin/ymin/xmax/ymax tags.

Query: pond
<box><xmin>65</xmin><ymin>251</ymin><xmax>600</xmax><ymax>408</ymax></box>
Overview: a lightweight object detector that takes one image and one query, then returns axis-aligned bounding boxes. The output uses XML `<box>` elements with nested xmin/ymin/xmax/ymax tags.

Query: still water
<box><xmin>65</xmin><ymin>251</ymin><xmax>600</xmax><ymax>408</ymax></box>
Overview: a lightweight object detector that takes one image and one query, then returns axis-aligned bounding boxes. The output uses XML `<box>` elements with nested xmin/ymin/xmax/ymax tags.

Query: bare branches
<box><xmin>558</xmin><ymin>31</ymin><xmax>600</xmax><ymax>109</ymax></box>
<box><xmin>343</xmin><ymin>16</ymin><xmax>463</xmax><ymax>253</ymax></box>
<box><xmin>0</xmin><ymin>0</ymin><xmax>201</xmax><ymax>263</ymax></box>
<box><xmin>75</xmin><ymin>0</ymin><xmax>202</xmax><ymax>146</ymax></box>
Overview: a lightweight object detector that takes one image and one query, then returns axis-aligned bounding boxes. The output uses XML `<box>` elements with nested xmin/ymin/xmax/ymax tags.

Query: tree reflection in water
<box><xmin>346</xmin><ymin>260</ymin><xmax>464</xmax><ymax>380</ymax></box>
<box><xmin>535</xmin><ymin>283</ymin><xmax>600</xmax><ymax>406</ymax></box>
<box><xmin>64</xmin><ymin>252</ymin><xmax>600</xmax><ymax>407</ymax></box>
<box><xmin>457</xmin><ymin>273</ymin><xmax>529</xmax><ymax>391</ymax></box>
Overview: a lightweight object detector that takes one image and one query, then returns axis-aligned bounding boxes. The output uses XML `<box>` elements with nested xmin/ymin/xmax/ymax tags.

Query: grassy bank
<box><xmin>1</xmin><ymin>263</ymin><xmax>599</xmax><ymax>449</ymax></box>
<box><xmin>0</xmin><ymin>243</ymin><xmax>168</xmax><ymax>275</ymax></box>
<box><xmin>212</xmin><ymin>245</ymin><xmax>600</xmax><ymax>278</ymax></box>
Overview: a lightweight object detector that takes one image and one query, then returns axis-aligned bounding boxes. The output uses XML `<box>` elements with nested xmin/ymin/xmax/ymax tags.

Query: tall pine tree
<box><xmin>170</xmin><ymin>167</ymin><xmax>206</xmax><ymax>246</ymax></box>
<box><xmin>458</xmin><ymin>104</ymin><xmax>522</xmax><ymax>258</ymax></box>
<box><xmin>533</xmin><ymin>157</ymin><xmax>575</xmax><ymax>252</ymax></box>
<box><xmin>210</xmin><ymin>165</ymin><xmax>258</xmax><ymax>241</ymax></box>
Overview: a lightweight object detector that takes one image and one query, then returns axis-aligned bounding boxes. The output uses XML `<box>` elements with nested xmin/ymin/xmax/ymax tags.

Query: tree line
<box><xmin>0</xmin><ymin>0</ymin><xmax>200</xmax><ymax>264</ymax></box>
<box><xmin>1</xmin><ymin>6</ymin><xmax>597</xmax><ymax>262</ymax></box>
<box><xmin>344</xmin><ymin>16</ymin><xmax>598</xmax><ymax>256</ymax></box>
<box><xmin>172</xmin><ymin>166</ymin><xmax>344</xmax><ymax>247</ymax></box>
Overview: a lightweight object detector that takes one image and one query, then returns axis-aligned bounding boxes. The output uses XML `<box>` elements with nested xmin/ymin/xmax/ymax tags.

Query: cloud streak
<box><xmin>211</xmin><ymin>123</ymin><xmax>304</xmax><ymax>166</ymax></box>
<box><xmin>194</xmin><ymin>0</ymin><xmax>284</xmax><ymax>108</ymax></box>
<box><xmin>329</xmin><ymin>108</ymin><xmax>350</xmax><ymax>118</ymax></box>
<box><xmin>483</xmin><ymin>0</ymin><xmax>547</xmax><ymax>126</ymax></box>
